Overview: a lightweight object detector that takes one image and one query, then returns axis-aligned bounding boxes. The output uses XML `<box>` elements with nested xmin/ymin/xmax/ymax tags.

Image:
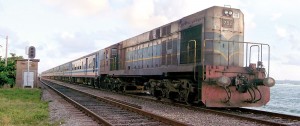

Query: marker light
<box><xmin>263</xmin><ymin>77</ymin><xmax>275</xmax><ymax>87</ymax></box>
<box><xmin>224</xmin><ymin>10</ymin><xmax>229</xmax><ymax>15</ymax></box>
<box><xmin>217</xmin><ymin>76</ymin><xmax>231</xmax><ymax>87</ymax></box>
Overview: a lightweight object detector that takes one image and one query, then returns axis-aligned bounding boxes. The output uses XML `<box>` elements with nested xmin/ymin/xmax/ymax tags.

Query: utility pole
<box><xmin>5</xmin><ymin>36</ymin><xmax>8</xmax><ymax>67</ymax></box>
<box><xmin>0</xmin><ymin>35</ymin><xmax>8</xmax><ymax>66</ymax></box>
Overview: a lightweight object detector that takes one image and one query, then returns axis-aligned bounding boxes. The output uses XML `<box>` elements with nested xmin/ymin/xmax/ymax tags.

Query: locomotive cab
<box><xmin>198</xmin><ymin>7</ymin><xmax>275</xmax><ymax>107</ymax></box>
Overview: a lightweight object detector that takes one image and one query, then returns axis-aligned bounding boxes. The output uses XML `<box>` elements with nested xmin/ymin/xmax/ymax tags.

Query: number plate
<box><xmin>222</xmin><ymin>19</ymin><xmax>234</xmax><ymax>28</ymax></box>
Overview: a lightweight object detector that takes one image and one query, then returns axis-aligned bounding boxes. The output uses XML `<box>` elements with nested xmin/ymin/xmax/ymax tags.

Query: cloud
<box><xmin>271</xmin><ymin>60</ymin><xmax>300</xmax><ymax>80</ymax></box>
<box><xmin>271</xmin><ymin>13</ymin><xmax>282</xmax><ymax>21</ymax></box>
<box><xmin>119</xmin><ymin>0</ymin><xmax>244</xmax><ymax>31</ymax></box>
<box><xmin>275</xmin><ymin>25</ymin><xmax>300</xmax><ymax>49</ymax></box>
<box><xmin>52</xmin><ymin>31</ymin><xmax>98</xmax><ymax>54</ymax></box>
<box><xmin>120</xmin><ymin>0</ymin><xmax>168</xmax><ymax>31</ymax></box>
<box><xmin>43</xmin><ymin>0</ymin><xmax>109</xmax><ymax>17</ymax></box>
<box><xmin>61</xmin><ymin>32</ymin><xmax>75</xmax><ymax>40</ymax></box>
<box><xmin>283</xmin><ymin>54</ymin><xmax>300</xmax><ymax>66</ymax></box>
<box><xmin>244</xmin><ymin>11</ymin><xmax>256</xmax><ymax>30</ymax></box>
<box><xmin>0</xmin><ymin>1</ymin><xmax>3</xmax><ymax>11</ymax></box>
<box><xmin>276</xmin><ymin>26</ymin><xmax>287</xmax><ymax>38</ymax></box>
<box><xmin>39</xmin><ymin>30</ymin><xmax>121</xmax><ymax>71</ymax></box>
<box><xmin>48</xmin><ymin>29</ymin><xmax>127</xmax><ymax>57</ymax></box>
<box><xmin>272</xmin><ymin>24</ymin><xmax>300</xmax><ymax>76</ymax></box>
<box><xmin>0</xmin><ymin>27</ymin><xmax>27</xmax><ymax>57</ymax></box>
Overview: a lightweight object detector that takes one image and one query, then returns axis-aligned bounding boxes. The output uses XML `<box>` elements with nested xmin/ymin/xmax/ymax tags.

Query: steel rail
<box><xmin>41</xmin><ymin>79</ymin><xmax>189</xmax><ymax>126</ymax></box>
<box><xmin>121</xmin><ymin>91</ymin><xmax>300</xmax><ymax>126</ymax></box>
<box><xmin>138</xmin><ymin>96</ymin><xmax>299</xmax><ymax>126</ymax></box>
<box><xmin>41</xmin><ymin>80</ymin><xmax>112</xmax><ymax>125</ymax></box>
<box><xmin>128</xmin><ymin>93</ymin><xmax>300</xmax><ymax>126</ymax></box>
<box><xmin>43</xmin><ymin>79</ymin><xmax>300</xmax><ymax>126</ymax></box>
<box><xmin>232</xmin><ymin>108</ymin><xmax>300</xmax><ymax>122</ymax></box>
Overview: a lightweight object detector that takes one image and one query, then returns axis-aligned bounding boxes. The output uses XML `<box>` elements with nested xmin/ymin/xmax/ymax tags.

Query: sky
<box><xmin>0</xmin><ymin>0</ymin><xmax>299</xmax><ymax>80</ymax></box>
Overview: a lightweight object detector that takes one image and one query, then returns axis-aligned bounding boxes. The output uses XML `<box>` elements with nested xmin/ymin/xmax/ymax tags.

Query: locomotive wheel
<box><xmin>154</xmin><ymin>90</ymin><xmax>162</xmax><ymax>100</ymax></box>
<box><xmin>187</xmin><ymin>93</ymin><xmax>196</xmax><ymax>105</ymax></box>
<box><xmin>118</xmin><ymin>86</ymin><xmax>124</xmax><ymax>92</ymax></box>
<box><xmin>156</xmin><ymin>97</ymin><xmax>161</xmax><ymax>100</ymax></box>
<box><xmin>169</xmin><ymin>92</ymin><xmax>179</xmax><ymax>102</ymax></box>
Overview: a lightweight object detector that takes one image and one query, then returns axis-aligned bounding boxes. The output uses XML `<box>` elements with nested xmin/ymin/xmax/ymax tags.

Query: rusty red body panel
<box><xmin>201</xmin><ymin>65</ymin><xmax>269</xmax><ymax>107</ymax></box>
<box><xmin>204</xmin><ymin>65</ymin><xmax>266</xmax><ymax>79</ymax></box>
<box><xmin>202</xmin><ymin>83</ymin><xmax>270</xmax><ymax>107</ymax></box>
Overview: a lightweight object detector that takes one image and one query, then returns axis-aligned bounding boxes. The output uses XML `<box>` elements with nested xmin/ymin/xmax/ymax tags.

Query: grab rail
<box><xmin>202</xmin><ymin>40</ymin><xmax>271</xmax><ymax>79</ymax></box>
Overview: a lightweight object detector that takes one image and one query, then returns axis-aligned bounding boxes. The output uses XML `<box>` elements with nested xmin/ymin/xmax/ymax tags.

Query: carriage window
<box><xmin>111</xmin><ymin>48</ymin><xmax>117</xmax><ymax>56</ymax></box>
<box><xmin>162</xmin><ymin>26</ymin><xmax>167</xmax><ymax>36</ymax></box>
<box><xmin>167</xmin><ymin>39</ymin><xmax>172</xmax><ymax>50</ymax></box>
<box><xmin>149</xmin><ymin>30</ymin><xmax>153</xmax><ymax>40</ymax></box>
<box><xmin>166</xmin><ymin>25</ymin><xmax>171</xmax><ymax>35</ymax></box>
<box><xmin>162</xmin><ymin>25</ymin><xmax>171</xmax><ymax>36</ymax></box>
<box><xmin>156</xmin><ymin>28</ymin><xmax>160</xmax><ymax>38</ymax></box>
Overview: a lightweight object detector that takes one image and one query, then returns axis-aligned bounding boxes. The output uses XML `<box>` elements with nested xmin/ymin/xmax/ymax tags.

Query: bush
<box><xmin>0</xmin><ymin>53</ymin><xmax>23</xmax><ymax>88</ymax></box>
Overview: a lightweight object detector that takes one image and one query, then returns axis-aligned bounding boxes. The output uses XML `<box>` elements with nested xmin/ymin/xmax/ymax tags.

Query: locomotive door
<box><xmin>111</xmin><ymin>48</ymin><xmax>118</xmax><ymax>71</ymax></box>
<box><xmin>110</xmin><ymin>43</ymin><xmax>124</xmax><ymax>71</ymax></box>
<box><xmin>99</xmin><ymin>50</ymin><xmax>106</xmax><ymax>74</ymax></box>
<box><xmin>180</xmin><ymin>24</ymin><xmax>203</xmax><ymax>102</ymax></box>
<box><xmin>180</xmin><ymin>25</ymin><xmax>202</xmax><ymax>64</ymax></box>
<box><xmin>101</xmin><ymin>49</ymin><xmax>110</xmax><ymax>74</ymax></box>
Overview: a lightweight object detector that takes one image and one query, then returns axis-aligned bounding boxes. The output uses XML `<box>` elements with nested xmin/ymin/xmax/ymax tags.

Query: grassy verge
<box><xmin>0</xmin><ymin>88</ymin><xmax>49</xmax><ymax>126</ymax></box>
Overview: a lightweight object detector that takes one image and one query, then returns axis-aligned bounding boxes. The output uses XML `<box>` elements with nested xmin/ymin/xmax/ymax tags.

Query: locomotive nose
<box><xmin>263</xmin><ymin>77</ymin><xmax>275</xmax><ymax>87</ymax></box>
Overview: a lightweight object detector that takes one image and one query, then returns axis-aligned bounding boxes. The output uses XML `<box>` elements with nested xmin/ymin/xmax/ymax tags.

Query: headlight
<box><xmin>217</xmin><ymin>76</ymin><xmax>231</xmax><ymax>87</ymax></box>
<box><xmin>224</xmin><ymin>10</ymin><xmax>229</xmax><ymax>15</ymax></box>
<box><xmin>228</xmin><ymin>11</ymin><xmax>233</xmax><ymax>15</ymax></box>
<box><xmin>263</xmin><ymin>77</ymin><xmax>275</xmax><ymax>87</ymax></box>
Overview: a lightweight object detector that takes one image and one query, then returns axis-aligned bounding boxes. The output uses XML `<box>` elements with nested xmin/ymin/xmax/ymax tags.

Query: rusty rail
<box><xmin>41</xmin><ymin>80</ymin><xmax>112</xmax><ymax>125</ymax></box>
<box><xmin>41</xmin><ymin>79</ymin><xmax>188</xmax><ymax>126</ymax></box>
<box><xmin>43</xmin><ymin>79</ymin><xmax>300</xmax><ymax>126</ymax></box>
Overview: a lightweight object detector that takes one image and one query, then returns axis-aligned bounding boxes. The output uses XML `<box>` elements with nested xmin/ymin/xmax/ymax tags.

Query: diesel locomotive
<box><xmin>42</xmin><ymin>6</ymin><xmax>275</xmax><ymax>107</ymax></box>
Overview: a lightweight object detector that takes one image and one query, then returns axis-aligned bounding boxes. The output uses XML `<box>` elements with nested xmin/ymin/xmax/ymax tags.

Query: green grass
<box><xmin>0</xmin><ymin>88</ymin><xmax>50</xmax><ymax>126</ymax></box>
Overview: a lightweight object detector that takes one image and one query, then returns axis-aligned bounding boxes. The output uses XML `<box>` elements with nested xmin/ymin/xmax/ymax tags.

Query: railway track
<box><xmin>40</xmin><ymin>80</ymin><xmax>100</xmax><ymax>125</ymax></box>
<box><xmin>126</xmin><ymin>92</ymin><xmax>300</xmax><ymax>126</ymax></box>
<box><xmin>42</xmin><ymin>79</ymin><xmax>300</xmax><ymax>126</ymax></box>
<box><xmin>126</xmin><ymin>93</ymin><xmax>300</xmax><ymax>126</ymax></box>
<box><xmin>217</xmin><ymin>108</ymin><xmax>300</xmax><ymax>126</ymax></box>
<box><xmin>41</xmin><ymin>79</ymin><xmax>188</xmax><ymax>126</ymax></box>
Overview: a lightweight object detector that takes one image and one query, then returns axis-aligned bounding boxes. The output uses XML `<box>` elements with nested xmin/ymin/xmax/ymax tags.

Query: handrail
<box><xmin>202</xmin><ymin>40</ymin><xmax>206</xmax><ymax>81</ymax></box>
<box><xmin>187</xmin><ymin>40</ymin><xmax>197</xmax><ymax>81</ymax></box>
<box><xmin>202</xmin><ymin>39</ymin><xmax>271</xmax><ymax>78</ymax></box>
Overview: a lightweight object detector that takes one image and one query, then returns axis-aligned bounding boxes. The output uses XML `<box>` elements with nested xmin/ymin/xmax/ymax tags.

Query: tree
<box><xmin>0</xmin><ymin>53</ymin><xmax>23</xmax><ymax>87</ymax></box>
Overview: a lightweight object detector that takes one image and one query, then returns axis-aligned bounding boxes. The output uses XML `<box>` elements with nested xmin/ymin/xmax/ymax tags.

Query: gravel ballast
<box><xmin>46</xmin><ymin>79</ymin><xmax>267</xmax><ymax>126</ymax></box>
<box><xmin>41</xmin><ymin>82</ymin><xmax>101</xmax><ymax>126</ymax></box>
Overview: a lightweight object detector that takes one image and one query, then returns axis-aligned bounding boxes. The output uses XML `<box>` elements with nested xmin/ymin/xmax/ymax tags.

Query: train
<box><xmin>41</xmin><ymin>6</ymin><xmax>275</xmax><ymax>107</ymax></box>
